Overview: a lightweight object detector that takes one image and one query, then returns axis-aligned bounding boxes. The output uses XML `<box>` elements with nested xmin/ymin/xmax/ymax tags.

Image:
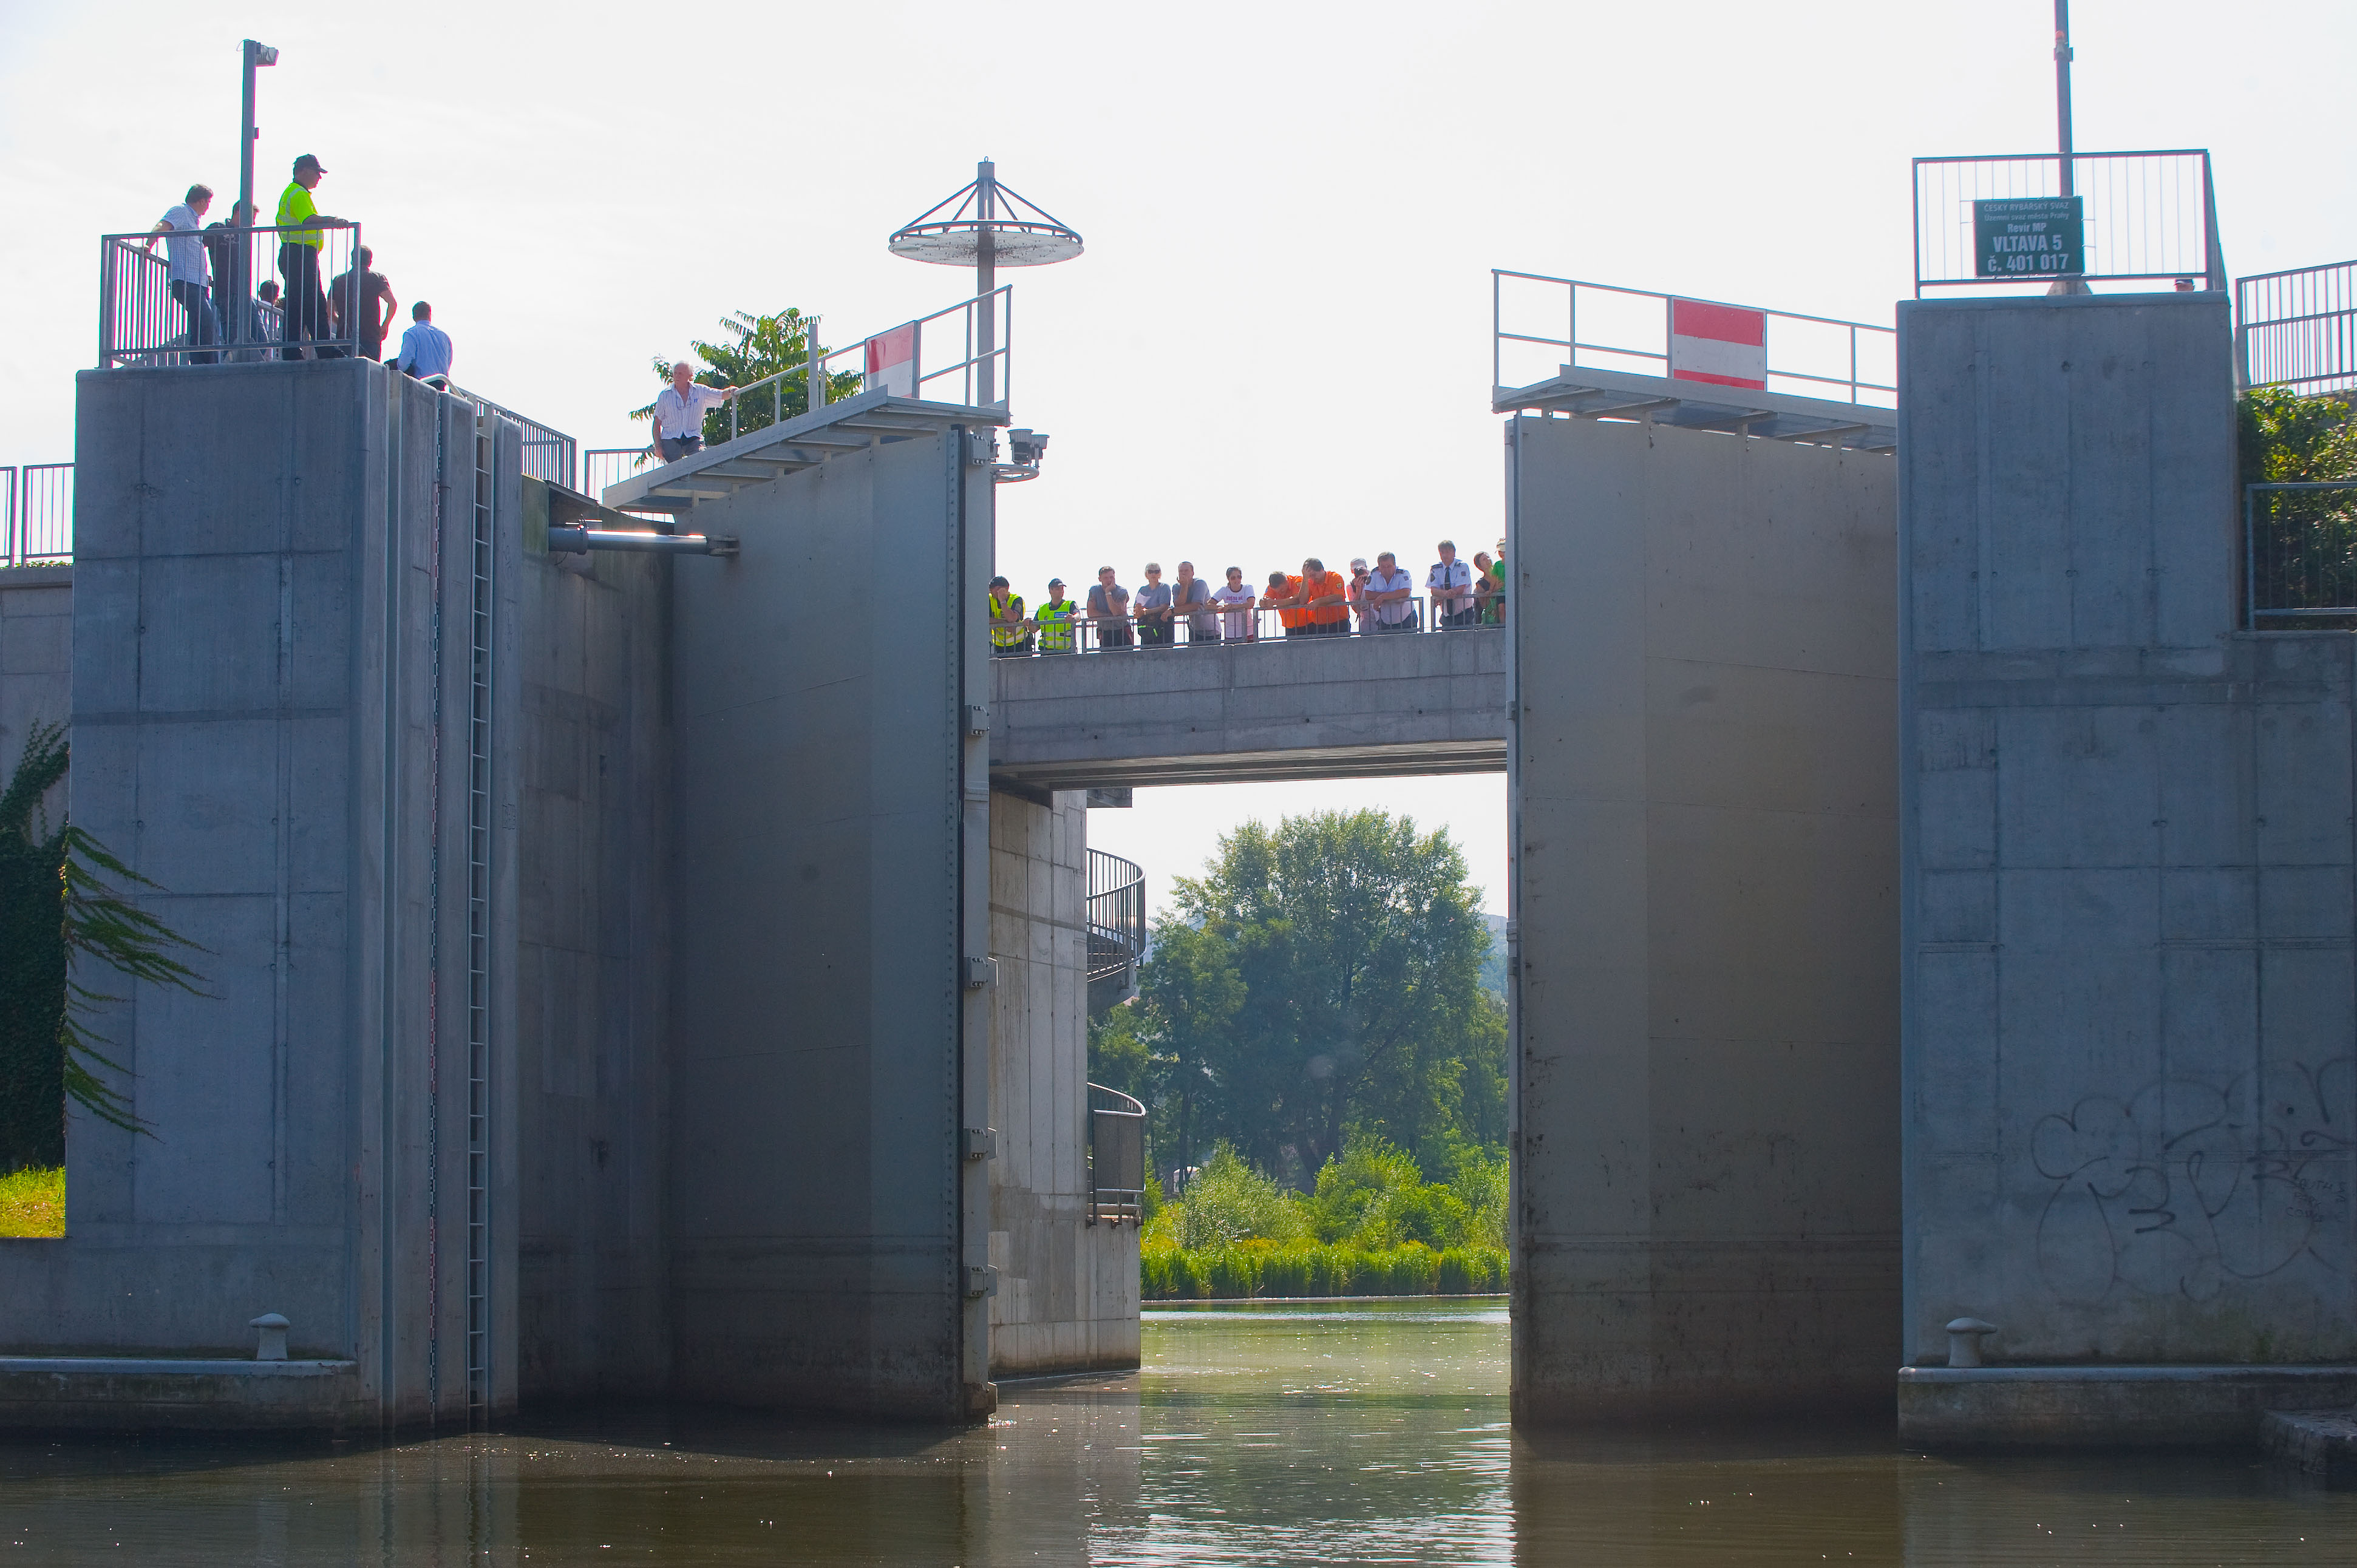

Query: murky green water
<box><xmin>2</xmin><ymin>1299</ymin><xmax>2350</xmax><ymax>1563</ymax></box>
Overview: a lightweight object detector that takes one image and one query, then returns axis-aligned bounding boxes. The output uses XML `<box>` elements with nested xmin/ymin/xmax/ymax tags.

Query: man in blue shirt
<box><xmin>393</xmin><ymin>301</ymin><xmax>454</xmax><ymax>389</ymax></box>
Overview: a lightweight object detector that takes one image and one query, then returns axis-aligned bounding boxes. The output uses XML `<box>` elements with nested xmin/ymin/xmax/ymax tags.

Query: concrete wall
<box><xmin>1</xmin><ymin>564</ymin><xmax>72</xmax><ymax>794</ymax></box>
<box><xmin>0</xmin><ymin>362</ymin><xmax>519</xmax><ymax>1430</ymax></box>
<box><xmin>1508</xmin><ymin>412</ymin><xmax>1901</xmax><ymax>1422</ymax></box>
<box><xmin>512</xmin><ymin>488</ymin><xmax>673</xmax><ymax>1401</ymax></box>
<box><xmin>1897</xmin><ymin>294</ymin><xmax>2357</xmax><ymax>1383</ymax></box>
<box><xmin>986</xmin><ymin>789</ymin><xmax>1140</xmax><ymax>1376</ymax></box>
<box><xmin>990</xmin><ymin>625</ymin><xmax>1505</xmax><ymax>789</ymax></box>
<box><xmin>664</xmin><ymin>417</ymin><xmax>998</xmax><ymax>1420</ymax></box>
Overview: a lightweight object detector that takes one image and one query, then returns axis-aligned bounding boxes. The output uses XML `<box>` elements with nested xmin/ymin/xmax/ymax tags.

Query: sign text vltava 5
<box><xmin>1973</xmin><ymin>196</ymin><xmax>2084</xmax><ymax>279</ymax></box>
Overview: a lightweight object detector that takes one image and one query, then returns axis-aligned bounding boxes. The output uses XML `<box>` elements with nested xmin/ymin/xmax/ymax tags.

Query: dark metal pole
<box><xmin>236</xmin><ymin>39</ymin><xmax>269</xmax><ymax>348</ymax></box>
<box><xmin>2053</xmin><ymin>0</ymin><xmax>2075</xmax><ymax>198</ymax></box>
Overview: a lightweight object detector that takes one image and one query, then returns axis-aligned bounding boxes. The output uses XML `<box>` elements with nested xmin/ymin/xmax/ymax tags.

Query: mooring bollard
<box><xmin>1945</xmin><ymin>1317</ymin><xmax>1997</xmax><ymax>1369</ymax></box>
<box><xmin>250</xmin><ymin>1312</ymin><xmax>290</xmax><ymax>1362</ymax></box>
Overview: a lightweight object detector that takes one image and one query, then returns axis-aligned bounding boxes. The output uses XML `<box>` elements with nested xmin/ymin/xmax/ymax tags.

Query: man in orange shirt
<box><xmin>1295</xmin><ymin>557</ymin><xmax>1351</xmax><ymax>636</ymax></box>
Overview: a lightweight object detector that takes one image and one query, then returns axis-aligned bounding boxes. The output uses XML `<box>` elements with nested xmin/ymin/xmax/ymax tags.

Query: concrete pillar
<box><xmin>1897</xmin><ymin>293</ymin><xmax>2357</xmax><ymax>1443</ymax></box>
<box><xmin>987</xmin><ymin>789</ymin><xmax>1141</xmax><ymax>1375</ymax></box>
<box><xmin>0</xmin><ymin>361</ymin><xmax>519</xmax><ymax>1430</ymax></box>
<box><xmin>1508</xmin><ymin>413</ymin><xmax>1901</xmax><ymax>1422</ymax></box>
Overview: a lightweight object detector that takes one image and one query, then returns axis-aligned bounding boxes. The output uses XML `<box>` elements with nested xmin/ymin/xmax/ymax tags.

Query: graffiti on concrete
<box><xmin>2031</xmin><ymin>1058</ymin><xmax>2353</xmax><ymax>1303</ymax></box>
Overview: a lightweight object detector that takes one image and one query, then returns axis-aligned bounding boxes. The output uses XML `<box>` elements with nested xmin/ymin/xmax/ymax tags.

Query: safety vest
<box><xmin>990</xmin><ymin>592</ymin><xmax>1030</xmax><ymax>648</ymax></box>
<box><xmin>1035</xmin><ymin>598</ymin><xmax>1076</xmax><ymax>651</ymax></box>
<box><xmin>276</xmin><ymin>182</ymin><xmax>324</xmax><ymax>249</ymax></box>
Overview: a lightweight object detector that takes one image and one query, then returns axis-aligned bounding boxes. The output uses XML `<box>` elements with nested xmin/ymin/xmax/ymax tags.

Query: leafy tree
<box><xmin>2239</xmin><ymin>389</ymin><xmax>2357</xmax><ymax>616</ymax></box>
<box><xmin>1144</xmin><ymin>1142</ymin><xmax>1308</xmax><ymax>1250</ymax></box>
<box><xmin>632</xmin><ymin>308</ymin><xmax>866</xmax><ymax>456</ymax></box>
<box><xmin>0</xmin><ymin>721</ymin><xmax>208</xmax><ymax>1170</ymax></box>
<box><xmin>1117</xmin><ymin>810</ymin><xmax>1507</xmax><ymax>1181</ymax></box>
<box><xmin>2239</xmin><ymin>385</ymin><xmax>2357</xmax><ymax>486</ymax></box>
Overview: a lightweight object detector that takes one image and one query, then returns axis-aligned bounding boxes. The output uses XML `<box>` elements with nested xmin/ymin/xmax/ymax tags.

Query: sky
<box><xmin>4</xmin><ymin>0</ymin><xmax>2352</xmax><ymax>915</ymax></box>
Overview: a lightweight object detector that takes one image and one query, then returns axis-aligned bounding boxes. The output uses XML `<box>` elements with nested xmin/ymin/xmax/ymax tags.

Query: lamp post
<box><xmin>888</xmin><ymin>161</ymin><xmax>1081</xmax><ymax>409</ymax></box>
<box><xmin>235</xmin><ymin>39</ymin><xmax>277</xmax><ymax>348</ymax></box>
<box><xmin>2053</xmin><ymin>1</ymin><xmax>2074</xmax><ymax>199</ymax></box>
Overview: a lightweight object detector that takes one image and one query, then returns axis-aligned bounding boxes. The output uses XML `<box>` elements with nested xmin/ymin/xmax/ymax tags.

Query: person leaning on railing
<box><xmin>275</xmin><ymin>154</ymin><xmax>352</xmax><ymax>360</ymax></box>
<box><xmin>650</xmin><ymin>361</ymin><xmax>740</xmax><ymax>464</ymax></box>
<box><xmin>1364</xmin><ymin>551</ymin><xmax>1415</xmax><ymax>631</ymax></box>
<box><xmin>1427</xmin><ymin>538</ymin><xmax>1477</xmax><ymax>628</ymax></box>
<box><xmin>1088</xmin><ymin>566</ymin><xmax>1133</xmax><ymax>650</ymax></box>
<box><xmin>988</xmin><ymin>575</ymin><xmax>1034</xmax><ymax>656</ymax></box>
<box><xmin>1035</xmin><ymin>579</ymin><xmax>1077</xmax><ymax>653</ymax></box>
<box><xmin>145</xmin><ymin>183</ymin><xmax>220</xmax><ymax>364</ymax></box>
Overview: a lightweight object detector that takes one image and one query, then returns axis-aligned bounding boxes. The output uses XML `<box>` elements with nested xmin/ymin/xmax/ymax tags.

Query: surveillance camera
<box><xmin>1008</xmin><ymin>429</ymin><xmax>1049</xmax><ymax>466</ymax></box>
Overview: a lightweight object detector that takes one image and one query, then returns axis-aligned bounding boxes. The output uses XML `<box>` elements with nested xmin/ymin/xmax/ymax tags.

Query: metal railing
<box><xmin>1492</xmin><ymin>272</ymin><xmax>1896</xmax><ymax>407</ymax></box>
<box><xmin>1087</xmin><ymin>1082</ymin><xmax>1147</xmax><ymax>1227</ymax></box>
<box><xmin>1086</xmin><ymin>848</ymin><xmax>1146</xmax><ymax>989</ymax></box>
<box><xmin>2</xmin><ymin>464</ymin><xmax>73</xmax><ymax>565</ymax></box>
<box><xmin>1911</xmin><ymin>150</ymin><xmax>2223</xmax><ymax>296</ymax></box>
<box><xmin>100</xmin><ymin>223</ymin><xmax>366</xmax><ymax>367</ymax></box>
<box><xmin>451</xmin><ymin>384</ymin><xmax>575</xmax><ymax>486</ymax></box>
<box><xmin>2239</xmin><ymin>260</ymin><xmax>2357</xmax><ymax>394</ymax></box>
<box><xmin>2246</xmin><ymin>481</ymin><xmax>2357</xmax><ymax>627</ymax></box>
<box><xmin>706</xmin><ymin>286</ymin><xmax>1015</xmax><ymax>447</ymax></box>
<box><xmin>996</xmin><ymin>592</ymin><xmax>1516</xmax><ymax>656</ymax></box>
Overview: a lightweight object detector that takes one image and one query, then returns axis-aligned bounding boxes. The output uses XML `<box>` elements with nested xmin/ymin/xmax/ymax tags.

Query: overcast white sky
<box><xmin>5</xmin><ymin>0</ymin><xmax>2351</xmax><ymax>914</ymax></box>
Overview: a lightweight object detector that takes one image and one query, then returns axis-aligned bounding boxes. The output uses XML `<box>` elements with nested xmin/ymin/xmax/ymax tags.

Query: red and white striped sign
<box><xmin>1668</xmin><ymin>298</ymin><xmax>1767</xmax><ymax>390</ymax></box>
<box><xmin>863</xmin><ymin>322</ymin><xmax>917</xmax><ymax>398</ymax></box>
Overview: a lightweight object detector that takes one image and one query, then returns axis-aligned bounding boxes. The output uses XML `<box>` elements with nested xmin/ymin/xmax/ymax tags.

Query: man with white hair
<box><xmin>650</xmin><ymin>361</ymin><xmax>741</xmax><ymax>464</ymax></box>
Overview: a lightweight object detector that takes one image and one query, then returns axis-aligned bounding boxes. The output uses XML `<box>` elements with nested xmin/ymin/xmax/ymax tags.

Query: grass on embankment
<box><xmin>1143</xmin><ymin>1238</ymin><xmax>1505</xmax><ymax>1300</ymax></box>
<box><xmin>0</xmin><ymin>1167</ymin><xmax>64</xmax><ymax>1237</ymax></box>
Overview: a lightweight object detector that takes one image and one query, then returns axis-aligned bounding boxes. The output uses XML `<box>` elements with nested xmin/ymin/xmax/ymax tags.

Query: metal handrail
<box><xmin>707</xmin><ymin>287</ymin><xmax>1015</xmax><ymax>446</ymax></box>
<box><xmin>1492</xmin><ymin>271</ymin><xmax>1896</xmax><ymax>408</ymax></box>
<box><xmin>1086</xmin><ymin>848</ymin><xmax>1145</xmax><ymax>987</ymax></box>
<box><xmin>449</xmin><ymin>382</ymin><xmax>577</xmax><ymax>487</ymax></box>
<box><xmin>997</xmin><ymin>594</ymin><xmax>1515</xmax><ymax>655</ymax></box>
<box><xmin>4</xmin><ymin>464</ymin><xmax>73</xmax><ymax>566</ymax></box>
<box><xmin>2239</xmin><ymin>259</ymin><xmax>2357</xmax><ymax>394</ymax></box>
<box><xmin>100</xmin><ymin>222</ymin><xmax>366</xmax><ymax>367</ymax></box>
<box><xmin>1087</xmin><ymin>1081</ymin><xmax>1147</xmax><ymax>1226</ymax></box>
<box><xmin>1910</xmin><ymin>149</ymin><xmax>2223</xmax><ymax>297</ymax></box>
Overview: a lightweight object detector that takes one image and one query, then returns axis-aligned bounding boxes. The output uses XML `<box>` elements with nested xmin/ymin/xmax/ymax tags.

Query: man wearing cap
<box><xmin>1035</xmin><ymin>579</ymin><xmax>1078</xmax><ymax>654</ymax></box>
<box><xmin>275</xmin><ymin>154</ymin><xmax>351</xmax><ymax>359</ymax></box>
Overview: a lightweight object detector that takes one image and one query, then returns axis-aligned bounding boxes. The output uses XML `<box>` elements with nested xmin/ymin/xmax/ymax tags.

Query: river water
<box><xmin>2</xmin><ymin>1298</ymin><xmax>2350</xmax><ymax>1563</ymax></box>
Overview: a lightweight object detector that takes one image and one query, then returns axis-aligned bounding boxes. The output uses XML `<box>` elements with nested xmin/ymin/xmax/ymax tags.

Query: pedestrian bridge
<box><xmin>987</xmin><ymin>627</ymin><xmax>1506</xmax><ymax>789</ymax></box>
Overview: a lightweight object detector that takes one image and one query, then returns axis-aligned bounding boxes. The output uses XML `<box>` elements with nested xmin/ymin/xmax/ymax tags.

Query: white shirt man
<box><xmin>1428</xmin><ymin>540</ymin><xmax>1476</xmax><ymax>627</ymax></box>
<box><xmin>147</xmin><ymin>184</ymin><xmax>219</xmax><ymax>360</ymax></box>
<box><xmin>1211</xmin><ymin>568</ymin><xmax>1258</xmax><ymax>641</ymax></box>
<box><xmin>651</xmin><ymin>360</ymin><xmax>740</xmax><ymax>463</ymax></box>
<box><xmin>1366</xmin><ymin>552</ymin><xmax>1415</xmax><ymax>630</ymax></box>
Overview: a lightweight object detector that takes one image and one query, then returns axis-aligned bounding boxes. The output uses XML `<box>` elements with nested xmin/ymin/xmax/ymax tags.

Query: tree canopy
<box><xmin>1093</xmin><ymin>809</ymin><xmax>1507</xmax><ymax>1187</ymax></box>
<box><xmin>633</xmin><ymin>308</ymin><xmax>866</xmax><ymax>450</ymax></box>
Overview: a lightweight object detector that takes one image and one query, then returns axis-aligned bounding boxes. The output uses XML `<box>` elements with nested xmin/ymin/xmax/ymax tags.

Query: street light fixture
<box><xmin>233</xmin><ymin>39</ymin><xmax>278</xmax><ymax>348</ymax></box>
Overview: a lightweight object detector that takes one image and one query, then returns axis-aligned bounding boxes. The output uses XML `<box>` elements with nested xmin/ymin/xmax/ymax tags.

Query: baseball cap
<box><xmin>1047</xmin><ymin>577</ymin><xmax>1064</xmax><ymax>588</ymax></box>
<box><xmin>293</xmin><ymin>153</ymin><xmax>327</xmax><ymax>173</ymax></box>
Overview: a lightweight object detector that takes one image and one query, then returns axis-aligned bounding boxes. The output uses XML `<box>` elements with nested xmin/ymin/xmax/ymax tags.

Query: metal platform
<box><xmin>598</xmin><ymin>385</ymin><xmax>1009</xmax><ymax>515</ymax></box>
<box><xmin>1494</xmin><ymin>364</ymin><xmax>1897</xmax><ymax>452</ymax></box>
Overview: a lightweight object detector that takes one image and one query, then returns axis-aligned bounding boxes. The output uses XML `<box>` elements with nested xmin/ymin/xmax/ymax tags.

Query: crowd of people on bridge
<box><xmin>143</xmin><ymin>157</ymin><xmax>454</xmax><ymax>382</ymax></box>
<box><xmin>986</xmin><ymin>540</ymin><xmax>1506</xmax><ymax>656</ymax></box>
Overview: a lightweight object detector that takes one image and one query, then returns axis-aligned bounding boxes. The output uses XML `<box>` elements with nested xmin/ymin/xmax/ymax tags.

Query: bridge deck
<box><xmin>988</xmin><ymin>627</ymin><xmax>1505</xmax><ymax>789</ymax></box>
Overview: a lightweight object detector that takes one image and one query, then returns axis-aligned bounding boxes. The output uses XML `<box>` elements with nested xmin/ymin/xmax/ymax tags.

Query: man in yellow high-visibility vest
<box><xmin>276</xmin><ymin>154</ymin><xmax>352</xmax><ymax>359</ymax></box>
<box><xmin>1034</xmin><ymin>579</ymin><xmax>1077</xmax><ymax>654</ymax></box>
<box><xmin>988</xmin><ymin>576</ymin><xmax>1033</xmax><ymax>656</ymax></box>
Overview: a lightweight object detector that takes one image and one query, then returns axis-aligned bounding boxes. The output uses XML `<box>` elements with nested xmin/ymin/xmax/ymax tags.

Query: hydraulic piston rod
<box><xmin>548</xmin><ymin>524</ymin><xmax>737</xmax><ymax>557</ymax></box>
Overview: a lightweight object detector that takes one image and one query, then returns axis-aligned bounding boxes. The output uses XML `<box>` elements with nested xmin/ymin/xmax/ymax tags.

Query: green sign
<box><xmin>1974</xmin><ymin>196</ymin><xmax>2084</xmax><ymax>279</ymax></box>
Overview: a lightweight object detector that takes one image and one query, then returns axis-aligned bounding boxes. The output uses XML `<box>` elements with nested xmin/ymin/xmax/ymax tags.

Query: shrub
<box><xmin>1140</xmin><ymin>1239</ymin><xmax>1506</xmax><ymax>1300</ymax></box>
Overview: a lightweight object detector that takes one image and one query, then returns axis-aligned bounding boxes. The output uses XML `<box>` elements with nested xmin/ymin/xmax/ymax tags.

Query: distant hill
<box><xmin>1478</xmin><ymin>912</ymin><xmax>1507</xmax><ymax>1001</ymax></box>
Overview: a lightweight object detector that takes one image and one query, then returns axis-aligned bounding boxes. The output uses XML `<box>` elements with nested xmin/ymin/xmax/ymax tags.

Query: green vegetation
<box><xmin>1</xmin><ymin>721</ymin><xmax>208</xmax><ymax>1175</ymax></box>
<box><xmin>1091</xmin><ymin>809</ymin><xmax>1507</xmax><ymax>1186</ymax></box>
<box><xmin>1139</xmin><ymin>1137</ymin><xmax>1508</xmax><ymax>1300</ymax></box>
<box><xmin>0</xmin><ymin>1166</ymin><xmax>63</xmax><ymax>1238</ymax></box>
<box><xmin>2239</xmin><ymin>387</ymin><xmax>2357</xmax><ymax>619</ymax></box>
<box><xmin>633</xmin><ymin>308</ymin><xmax>867</xmax><ymax>453</ymax></box>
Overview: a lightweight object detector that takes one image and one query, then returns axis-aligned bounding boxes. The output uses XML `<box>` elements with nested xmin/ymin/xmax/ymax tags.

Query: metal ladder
<box><xmin>463</xmin><ymin>413</ymin><xmax>496</xmax><ymax>1424</ymax></box>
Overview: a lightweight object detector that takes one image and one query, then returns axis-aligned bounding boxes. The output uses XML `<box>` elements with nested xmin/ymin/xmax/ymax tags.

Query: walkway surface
<box><xmin>988</xmin><ymin>626</ymin><xmax>1505</xmax><ymax>789</ymax></box>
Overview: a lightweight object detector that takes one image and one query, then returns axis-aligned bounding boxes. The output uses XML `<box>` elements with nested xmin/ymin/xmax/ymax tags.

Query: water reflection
<box><xmin>0</xmin><ymin>1299</ymin><xmax>2349</xmax><ymax>1563</ymax></box>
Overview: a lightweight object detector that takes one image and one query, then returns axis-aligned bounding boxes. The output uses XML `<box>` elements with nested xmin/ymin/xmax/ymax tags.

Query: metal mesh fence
<box><xmin>2247</xmin><ymin>481</ymin><xmax>2357</xmax><ymax>625</ymax></box>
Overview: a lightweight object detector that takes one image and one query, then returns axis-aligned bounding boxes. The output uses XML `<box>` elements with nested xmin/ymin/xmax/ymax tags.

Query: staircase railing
<box><xmin>1086</xmin><ymin>849</ymin><xmax>1145</xmax><ymax>1010</ymax></box>
<box><xmin>1087</xmin><ymin>1082</ymin><xmax>1146</xmax><ymax>1226</ymax></box>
